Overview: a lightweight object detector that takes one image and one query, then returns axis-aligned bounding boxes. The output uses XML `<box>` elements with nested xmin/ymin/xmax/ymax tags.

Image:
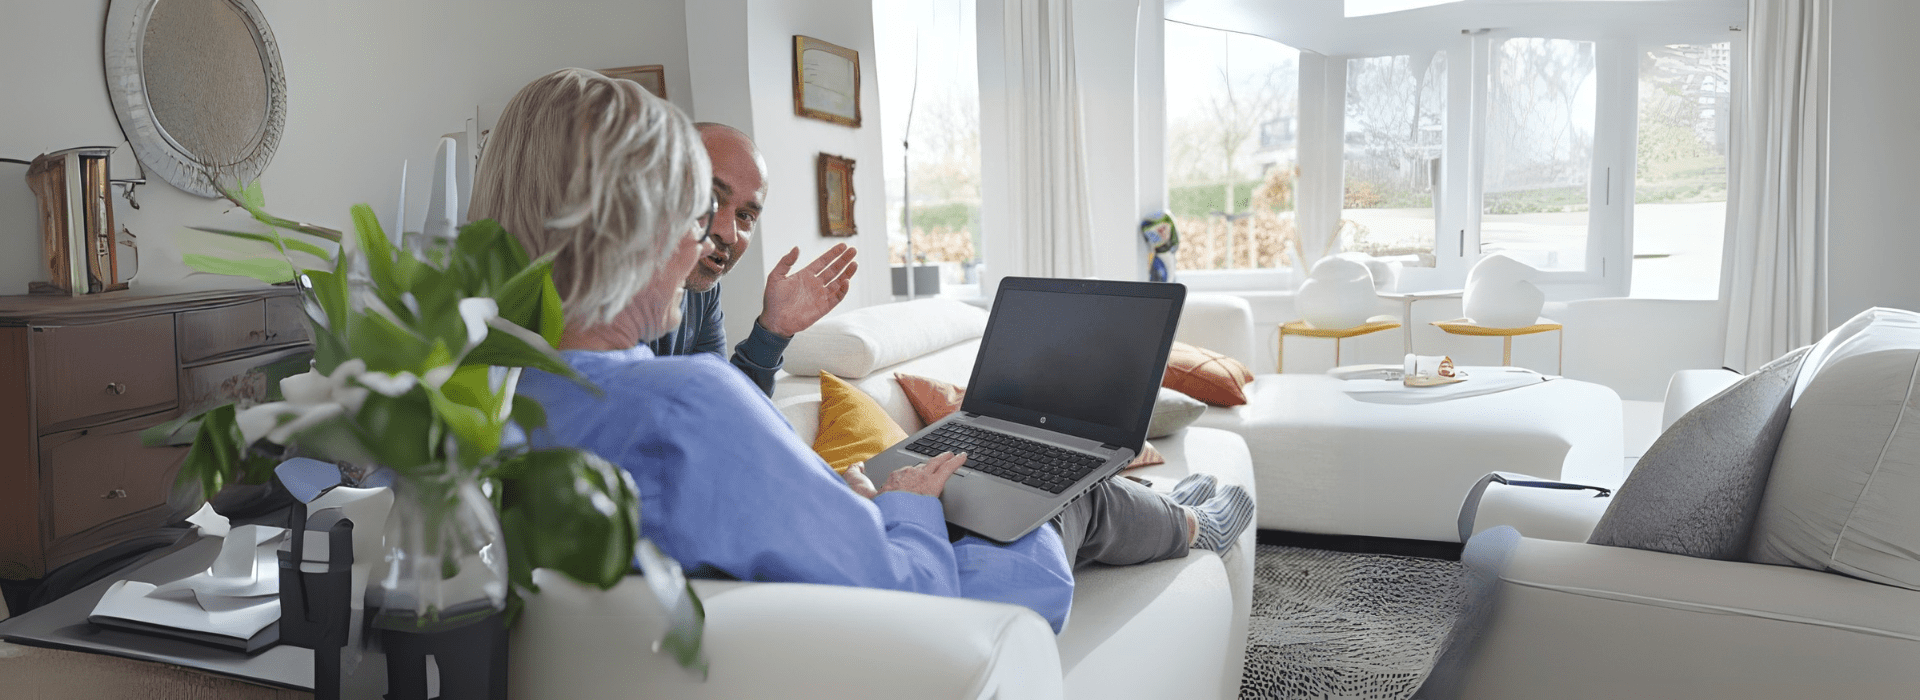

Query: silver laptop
<box><xmin>860</xmin><ymin>277</ymin><xmax>1186</xmax><ymax>543</ymax></box>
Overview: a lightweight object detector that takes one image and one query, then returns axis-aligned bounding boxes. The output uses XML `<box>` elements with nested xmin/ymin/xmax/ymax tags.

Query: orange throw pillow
<box><xmin>1163</xmin><ymin>341</ymin><xmax>1253</xmax><ymax>407</ymax></box>
<box><xmin>894</xmin><ymin>373</ymin><xmax>1165</xmax><ymax>469</ymax></box>
<box><xmin>814</xmin><ymin>371</ymin><xmax>908</xmax><ymax>472</ymax></box>
<box><xmin>895</xmin><ymin>372</ymin><xmax>967</xmax><ymax>426</ymax></box>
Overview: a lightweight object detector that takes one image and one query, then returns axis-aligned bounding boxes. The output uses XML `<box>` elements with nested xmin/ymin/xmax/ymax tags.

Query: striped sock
<box><xmin>1168</xmin><ymin>473</ymin><xmax>1218</xmax><ymax>507</ymax></box>
<box><xmin>1190</xmin><ymin>485</ymin><xmax>1254</xmax><ymax>553</ymax></box>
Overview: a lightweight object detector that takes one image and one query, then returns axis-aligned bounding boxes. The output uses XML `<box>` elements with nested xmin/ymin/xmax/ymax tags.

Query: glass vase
<box><xmin>369</xmin><ymin>472</ymin><xmax>508</xmax><ymax>631</ymax></box>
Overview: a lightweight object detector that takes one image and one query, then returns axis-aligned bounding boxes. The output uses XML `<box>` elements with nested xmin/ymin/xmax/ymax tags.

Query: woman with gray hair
<box><xmin>486</xmin><ymin>68</ymin><xmax>1252</xmax><ymax>634</ymax></box>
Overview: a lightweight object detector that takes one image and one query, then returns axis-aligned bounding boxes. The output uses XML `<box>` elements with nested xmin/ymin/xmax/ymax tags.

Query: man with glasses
<box><xmin>647</xmin><ymin>122</ymin><xmax>858</xmax><ymax>395</ymax></box>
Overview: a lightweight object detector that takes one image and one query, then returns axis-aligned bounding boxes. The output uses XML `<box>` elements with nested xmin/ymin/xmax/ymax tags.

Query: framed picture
<box><xmin>598</xmin><ymin>65</ymin><xmax>667</xmax><ymax>100</ymax></box>
<box><xmin>817</xmin><ymin>153</ymin><xmax>857</xmax><ymax>237</ymax></box>
<box><xmin>793</xmin><ymin>36</ymin><xmax>860</xmax><ymax>127</ymax></box>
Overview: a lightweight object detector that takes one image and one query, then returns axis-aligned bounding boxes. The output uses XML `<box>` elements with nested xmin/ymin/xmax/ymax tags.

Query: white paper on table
<box><xmin>185</xmin><ymin>502</ymin><xmax>230</xmax><ymax>538</ymax></box>
<box><xmin>151</xmin><ymin>524</ymin><xmax>286</xmax><ymax>604</ymax></box>
<box><xmin>91</xmin><ymin>580</ymin><xmax>279</xmax><ymax>639</ymax></box>
<box><xmin>91</xmin><ymin>525</ymin><xmax>287</xmax><ymax>639</ymax></box>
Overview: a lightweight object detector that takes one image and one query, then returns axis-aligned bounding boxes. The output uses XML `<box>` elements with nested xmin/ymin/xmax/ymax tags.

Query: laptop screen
<box><xmin>961</xmin><ymin>278</ymin><xmax>1186</xmax><ymax>452</ymax></box>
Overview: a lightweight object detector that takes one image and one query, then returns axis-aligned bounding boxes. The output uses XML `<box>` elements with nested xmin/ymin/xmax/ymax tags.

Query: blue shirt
<box><xmin>645</xmin><ymin>284</ymin><xmax>788</xmax><ymax>396</ymax></box>
<box><xmin>516</xmin><ymin>346</ymin><xmax>1077</xmax><ymax>632</ymax></box>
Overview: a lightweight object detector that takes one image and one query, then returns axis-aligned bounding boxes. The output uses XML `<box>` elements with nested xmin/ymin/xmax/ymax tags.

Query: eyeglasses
<box><xmin>695</xmin><ymin>198</ymin><xmax>719</xmax><ymax>246</ymax></box>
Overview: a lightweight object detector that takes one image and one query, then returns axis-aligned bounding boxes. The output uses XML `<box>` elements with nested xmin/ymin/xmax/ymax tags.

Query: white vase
<box><xmin>1296</xmin><ymin>256</ymin><xmax>1376</xmax><ymax>329</ymax></box>
<box><xmin>1464</xmin><ymin>254</ymin><xmax>1545</xmax><ymax>328</ymax></box>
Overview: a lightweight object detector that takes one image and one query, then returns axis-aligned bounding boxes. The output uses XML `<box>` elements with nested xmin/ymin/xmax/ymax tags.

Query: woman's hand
<box><xmin>841</xmin><ymin>462</ymin><xmax>879</xmax><ymax>499</ymax></box>
<box><xmin>880</xmin><ymin>451</ymin><xmax>967</xmax><ymax>498</ymax></box>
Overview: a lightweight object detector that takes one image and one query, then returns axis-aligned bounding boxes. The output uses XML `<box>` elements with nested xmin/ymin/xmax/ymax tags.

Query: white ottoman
<box><xmin>1193</xmin><ymin>374</ymin><xmax>1623</xmax><ymax>541</ymax></box>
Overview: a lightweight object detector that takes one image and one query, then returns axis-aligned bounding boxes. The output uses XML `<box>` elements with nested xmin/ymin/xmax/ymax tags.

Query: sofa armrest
<box><xmin>1455</xmin><ymin>473</ymin><xmax>1613</xmax><ymax>543</ymax></box>
<box><xmin>1454</xmin><ymin>536</ymin><xmax>1920</xmax><ymax>700</ymax></box>
<box><xmin>775</xmin><ymin>392</ymin><xmax>823</xmax><ymax>443</ymax></box>
<box><xmin>1175</xmin><ymin>294</ymin><xmax>1257</xmax><ymax>369</ymax></box>
<box><xmin>1661</xmin><ymin>368</ymin><xmax>1742</xmax><ymax>432</ymax></box>
<box><xmin>511</xmin><ymin>571</ymin><xmax>1063</xmax><ymax>700</ymax></box>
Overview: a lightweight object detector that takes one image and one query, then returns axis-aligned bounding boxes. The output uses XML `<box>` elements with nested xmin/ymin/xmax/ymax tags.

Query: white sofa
<box><xmin>510</xmin><ymin>296</ymin><xmax>1259</xmax><ymax>700</ymax></box>
<box><xmin>1441</xmin><ymin>310</ymin><xmax>1920</xmax><ymax>700</ymax></box>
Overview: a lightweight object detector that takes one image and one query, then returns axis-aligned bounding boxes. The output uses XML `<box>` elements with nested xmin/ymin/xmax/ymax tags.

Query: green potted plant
<box><xmin>148</xmin><ymin>184</ymin><xmax>706</xmax><ymax>689</ymax></box>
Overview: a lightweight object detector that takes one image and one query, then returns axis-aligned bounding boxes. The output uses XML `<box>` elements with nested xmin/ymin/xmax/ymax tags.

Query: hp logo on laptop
<box><xmin>1040</xmin><ymin>417</ymin><xmax>1047</xmax><ymax>424</ymax></box>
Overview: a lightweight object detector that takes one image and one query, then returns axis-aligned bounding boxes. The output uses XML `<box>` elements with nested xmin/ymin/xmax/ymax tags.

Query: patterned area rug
<box><xmin>1240</xmin><ymin>545</ymin><xmax>1469</xmax><ymax>700</ymax></box>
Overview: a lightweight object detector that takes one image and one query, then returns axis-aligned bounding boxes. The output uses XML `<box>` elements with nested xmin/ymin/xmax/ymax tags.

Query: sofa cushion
<box><xmin>1164</xmin><ymin>342</ymin><xmax>1254</xmax><ymax>407</ymax></box>
<box><xmin>813</xmin><ymin>372</ymin><xmax>908</xmax><ymax>471</ymax></box>
<box><xmin>1147</xmin><ymin>388</ymin><xmax>1206</xmax><ymax>439</ymax></box>
<box><xmin>1586</xmin><ymin>347</ymin><xmax>1806</xmax><ymax>559</ymax></box>
<box><xmin>784</xmin><ymin>298</ymin><xmax>988</xmax><ymax>379</ymax></box>
<box><xmin>896</xmin><ymin>372</ymin><xmax>967</xmax><ymax>425</ymax></box>
<box><xmin>1748</xmin><ymin>308</ymin><xmax>1920</xmax><ymax>588</ymax></box>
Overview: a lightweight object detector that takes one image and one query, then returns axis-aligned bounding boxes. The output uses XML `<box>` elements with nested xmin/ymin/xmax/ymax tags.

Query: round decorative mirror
<box><xmin>104</xmin><ymin>0</ymin><xmax>286</xmax><ymax>198</ymax></box>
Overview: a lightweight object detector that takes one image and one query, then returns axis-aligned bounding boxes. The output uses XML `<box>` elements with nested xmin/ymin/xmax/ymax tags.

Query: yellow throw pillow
<box><xmin>814</xmin><ymin>371</ymin><xmax>909</xmax><ymax>472</ymax></box>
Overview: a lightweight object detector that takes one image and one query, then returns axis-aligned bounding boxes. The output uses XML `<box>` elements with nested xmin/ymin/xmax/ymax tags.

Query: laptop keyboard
<box><xmin>906</xmin><ymin>423</ymin><xmax>1106</xmax><ymax>494</ymax></box>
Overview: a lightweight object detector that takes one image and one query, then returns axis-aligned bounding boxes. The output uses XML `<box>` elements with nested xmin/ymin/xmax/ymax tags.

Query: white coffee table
<box><xmin>1193</xmin><ymin>372</ymin><xmax>1623</xmax><ymax>542</ymax></box>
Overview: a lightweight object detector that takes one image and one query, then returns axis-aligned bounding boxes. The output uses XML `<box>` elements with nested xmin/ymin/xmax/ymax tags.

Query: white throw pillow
<box><xmin>1747</xmin><ymin>308</ymin><xmax>1920</xmax><ymax>588</ymax></box>
<box><xmin>783</xmin><ymin>298</ymin><xmax>989</xmax><ymax>379</ymax></box>
<box><xmin>1147</xmin><ymin>388</ymin><xmax>1207</xmax><ymax>439</ymax></box>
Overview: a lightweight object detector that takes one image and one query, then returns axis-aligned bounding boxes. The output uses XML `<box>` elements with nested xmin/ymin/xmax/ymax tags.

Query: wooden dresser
<box><xmin>0</xmin><ymin>287</ymin><xmax>312</xmax><ymax>581</ymax></box>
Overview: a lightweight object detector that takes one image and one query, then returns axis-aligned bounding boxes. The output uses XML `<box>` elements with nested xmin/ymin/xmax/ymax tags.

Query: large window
<box><xmin>1343</xmin><ymin>53</ymin><xmax>1447</xmax><ymax>265</ymax></box>
<box><xmin>1631</xmin><ymin>43</ymin><xmax>1730</xmax><ymax>300</ymax></box>
<box><xmin>876</xmin><ymin>0</ymin><xmax>981</xmax><ymax>297</ymax></box>
<box><xmin>1480</xmin><ymin>38</ymin><xmax>1597</xmax><ymax>272</ymax></box>
<box><xmin>1163</xmin><ymin>22</ymin><xmax>1300</xmax><ymax>272</ymax></box>
<box><xmin>1164</xmin><ymin>1</ymin><xmax>1739</xmax><ymax>299</ymax></box>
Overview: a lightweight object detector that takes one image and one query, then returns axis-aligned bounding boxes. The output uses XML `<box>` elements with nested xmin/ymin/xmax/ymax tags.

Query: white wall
<box><xmin>686</xmin><ymin>0</ymin><xmax>892</xmax><ymax>345</ymax></box>
<box><xmin>0</xmin><ymin>0</ymin><xmax>693</xmax><ymax>294</ymax></box>
<box><xmin>1826</xmin><ymin>1</ymin><xmax>1920</xmax><ymax>324</ymax></box>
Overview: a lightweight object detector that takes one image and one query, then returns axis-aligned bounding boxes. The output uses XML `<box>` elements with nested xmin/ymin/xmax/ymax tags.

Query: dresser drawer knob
<box><xmin>106</xmin><ymin>382</ymin><xmax>128</xmax><ymax>395</ymax></box>
<box><xmin>101</xmin><ymin>489</ymin><xmax>128</xmax><ymax>500</ymax></box>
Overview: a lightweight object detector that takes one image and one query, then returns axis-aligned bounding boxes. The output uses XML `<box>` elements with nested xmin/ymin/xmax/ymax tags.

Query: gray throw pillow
<box><xmin>1146</xmin><ymin>388</ymin><xmax>1207</xmax><ymax>439</ymax></box>
<box><xmin>1587</xmin><ymin>347</ymin><xmax>1808</xmax><ymax>559</ymax></box>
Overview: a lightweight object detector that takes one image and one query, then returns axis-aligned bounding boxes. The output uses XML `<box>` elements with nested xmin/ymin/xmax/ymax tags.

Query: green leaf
<box><xmin>240</xmin><ymin>180</ymin><xmax>267</xmax><ymax>210</ymax></box>
<box><xmin>494</xmin><ymin>253</ymin><xmax>565</xmax><ymax>346</ymax></box>
<box><xmin>427</xmin><ymin>387</ymin><xmax>495</xmax><ymax>468</ymax></box>
<box><xmin>308</xmin><ymin>330</ymin><xmax>351</xmax><ymax>376</ymax></box>
<box><xmin>301</xmin><ymin>269</ymin><xmax>350</xmax><ymax>339</ymax></box>
<box><xmin>498</xmin><ymin>448</ymin><xmax>639</xmax><ymax>590</ymax></box>
<box><xmin>345</xmin><ymin>310</ymin><xmax>429</xmax><ymax>373</ymax></box>
<box><xmin>344</xmin><ymin>390</ymin><xmax>437</xmax><ymax>471</ymax></box>
<box><xmin>183</xmin><ymin>254</ymin><xmax>297</xmax><ymax>285</ymax></box>
<box><xmin>187</xmin><ymin>228</ymin><xmax>335</xmax><ymax>262</ymax></box>
<box><xmin>353</xmin><ymin>204</ymin><xmax>402</xmax><ymax>298</ymax></box>
<box><xmin>174</xmin><ymin>404</ymin><xmax>244</xmax><ymax>500</ymax></box>
<box><xmin>461</xmin><ymin>319</ymin><xmax>577</xmax><ymax>381</ymax></box>
<box><xmin>510</xmin><ymin>394</ymin><xmax>548</xmax><ymax>431</ymax></box>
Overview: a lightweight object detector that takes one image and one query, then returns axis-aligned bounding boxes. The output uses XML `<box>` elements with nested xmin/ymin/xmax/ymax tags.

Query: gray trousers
<box><xmin>1051</xmin><ymin>476</ymin><xmax>1190</xmax><ymax>568</ymax></box>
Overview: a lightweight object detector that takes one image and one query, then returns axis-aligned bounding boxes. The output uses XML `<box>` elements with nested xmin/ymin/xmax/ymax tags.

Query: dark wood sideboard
<box><xmin>0</xmin><ymin>287</ymin><xmax>313</xmax><ymax>581</ymax></box>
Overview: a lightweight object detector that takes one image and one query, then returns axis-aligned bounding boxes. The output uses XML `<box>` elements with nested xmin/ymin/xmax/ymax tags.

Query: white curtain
<box><xmin>1722</xmin><ymin>0</ymin><xmax>1831</xmax><ymax>373</ymax></box>
<box><xmin>996</xmin><ymin>0</ymin><xmax>1095</xmax><ymax>278</ymax></box>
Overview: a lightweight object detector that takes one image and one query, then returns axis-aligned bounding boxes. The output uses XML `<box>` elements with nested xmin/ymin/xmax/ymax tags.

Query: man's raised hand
<box><xmin>758</xmin><ymin>243</ymin><xmax>857</xmax><ymax>338</ymax></box>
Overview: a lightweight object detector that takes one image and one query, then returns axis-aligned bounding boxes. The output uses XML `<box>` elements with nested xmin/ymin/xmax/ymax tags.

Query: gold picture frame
<box><xmin>793</xmin><ymin>36</ymin><xmax>861</xmax><ymax>127</ymax></box>
<box><xmin>817</xmin><ymin>153</ymin><xmax>857</xmax><ymax>237</ymax></box>
<box><xmin>598</xmin><ymin>64</ymin><xmax>667</xmax><ymax>100</ymax></box>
